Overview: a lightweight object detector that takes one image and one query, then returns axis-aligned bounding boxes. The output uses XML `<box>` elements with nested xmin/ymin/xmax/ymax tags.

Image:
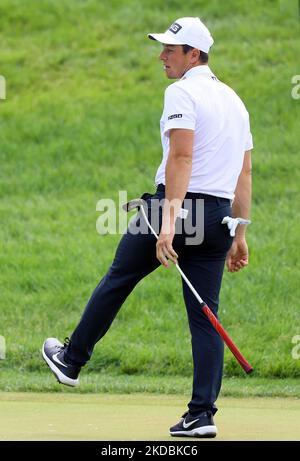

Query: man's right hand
<box><xmin>226</xmin><ymin>238</ymin><xmax>249</xmax><ymax>272</ymax></box>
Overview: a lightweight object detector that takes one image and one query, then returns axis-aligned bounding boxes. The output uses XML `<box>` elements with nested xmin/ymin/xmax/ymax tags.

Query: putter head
<box><xmin>122</xmin><ymin>198</ymin><xmax>145</xmax><ymax>213</ymax></box>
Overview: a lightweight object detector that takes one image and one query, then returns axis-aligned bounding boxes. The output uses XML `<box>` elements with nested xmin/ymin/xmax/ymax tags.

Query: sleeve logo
<box><xmin>169</xmin><ymin>23</ymin><xmax>182</xmax><ymax>34</ymax></box>
<box><xmin>168</xmin><ymin>114</ymin><xmax>183</xmax><ymax>120</ymax></box>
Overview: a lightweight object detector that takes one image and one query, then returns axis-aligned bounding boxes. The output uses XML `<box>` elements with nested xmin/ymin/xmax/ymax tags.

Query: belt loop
<box><xmin>216</xmin><ymin>197</ymin><xmax>220</xmax><ymax>206</ymax></box>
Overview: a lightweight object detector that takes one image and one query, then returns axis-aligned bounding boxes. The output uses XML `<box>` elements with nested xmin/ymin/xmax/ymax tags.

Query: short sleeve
<box><xmin>245</xmin><ymin>131</ymin><xmax>253</xmax><ymax>150</ymax></box>
<box><xmin>245</xmin><ymin>112</ymin><xmax>253</xmax><ymax>150</ymax></box>
<box><xmin>163</xmin><ymin>84</ymin><xmax>196</xmax><ymax>136</ymax></box>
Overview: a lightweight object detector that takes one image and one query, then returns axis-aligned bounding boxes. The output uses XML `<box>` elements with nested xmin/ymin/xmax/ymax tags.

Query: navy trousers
<box><xmin>65</xmin><ymin>184</ymin><xmax>233</xmax><ymax>415</ymax></box>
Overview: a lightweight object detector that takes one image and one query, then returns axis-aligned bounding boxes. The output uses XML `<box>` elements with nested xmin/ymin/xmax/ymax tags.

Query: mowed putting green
<box><xmin>0</xmin><ymin>393</ymin><xmax>299</xmax><ymax>441</ymax></box>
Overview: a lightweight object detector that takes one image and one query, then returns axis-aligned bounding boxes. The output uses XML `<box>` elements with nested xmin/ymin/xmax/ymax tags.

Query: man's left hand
<box><xmin>226</xmin><ymin>238</ymin><xmax>249</xmax><ymax>272</ymax></box>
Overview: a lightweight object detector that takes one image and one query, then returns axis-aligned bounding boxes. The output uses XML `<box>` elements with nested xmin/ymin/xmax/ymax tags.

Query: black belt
<box><xmin>156</xmin><ymin>183</ymin><xmax>230</xmax><ymax>204</ymax></box>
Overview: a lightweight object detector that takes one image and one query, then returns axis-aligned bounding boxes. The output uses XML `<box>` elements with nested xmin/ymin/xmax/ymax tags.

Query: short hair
<box><xmin>182</xmin><ymin>44</ymin><xmax>209</xmax><ymax>63</ymax></box>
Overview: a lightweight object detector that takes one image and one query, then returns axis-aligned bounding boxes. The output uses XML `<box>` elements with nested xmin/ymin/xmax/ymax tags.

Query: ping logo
<box><xmin>169</xmin><ymin>22</ymin><xmax>182</xmax><ymax>34</ymax></box>
<box><xmin>168</xmin><ymin>114</ymin><xmax>183</xmax><ymax>120</ymax></box>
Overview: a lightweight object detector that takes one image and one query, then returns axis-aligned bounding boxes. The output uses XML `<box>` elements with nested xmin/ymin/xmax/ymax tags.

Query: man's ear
<box><xmin>191</xmin><ymin>48</ymin><xmax>200</xmax><ymax>63</ymax></box>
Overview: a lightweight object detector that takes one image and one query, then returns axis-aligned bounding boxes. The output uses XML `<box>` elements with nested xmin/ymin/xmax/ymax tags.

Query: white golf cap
<box><xmin>148</xmin><ymin>17</ymin><xmax>214</xmax><ymax>53</ymax></box>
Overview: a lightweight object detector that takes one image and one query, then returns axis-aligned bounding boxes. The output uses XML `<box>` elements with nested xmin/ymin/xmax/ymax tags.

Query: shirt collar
<box><xmin>181</xmin><ymin>65</ymin><xmax>214</xmax><ymax>80</ymax></box>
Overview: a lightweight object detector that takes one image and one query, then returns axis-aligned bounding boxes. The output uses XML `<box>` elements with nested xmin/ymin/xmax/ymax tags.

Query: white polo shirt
<box><xmin>155</xmin><ymin>65</ymin><xmax>253</xmax><ymax>199</ymax></box>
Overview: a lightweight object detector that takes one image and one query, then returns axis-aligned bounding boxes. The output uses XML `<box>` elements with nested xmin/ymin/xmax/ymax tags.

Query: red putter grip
<box><xmin>201</xmin><ymin>304</ymin><xmax>253</xmax><ymax>374</ymax></box>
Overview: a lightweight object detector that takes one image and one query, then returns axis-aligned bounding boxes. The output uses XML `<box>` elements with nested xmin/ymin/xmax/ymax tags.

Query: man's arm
<box><xmin>156</xmin><ymin>128</ymin><xmax>194</xmax><ymax>268</ymax></box>
<box><xmin>226</xmin><ymin>150</ymin><xmax>252</xmax><ymax>272</ymax></box>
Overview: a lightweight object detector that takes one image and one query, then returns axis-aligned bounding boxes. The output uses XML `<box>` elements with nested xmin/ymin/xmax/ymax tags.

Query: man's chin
<box><xmin>165</xmin><ymin>71</ymin><xmax>178</xmax><ymax>80</ymax></box>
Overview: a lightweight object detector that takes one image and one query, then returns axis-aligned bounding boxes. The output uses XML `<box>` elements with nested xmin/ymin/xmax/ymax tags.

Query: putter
<box><xmin>123</xmin><ymin>198</ymin><xmax>253</xmax><ymax>374</ymax></box>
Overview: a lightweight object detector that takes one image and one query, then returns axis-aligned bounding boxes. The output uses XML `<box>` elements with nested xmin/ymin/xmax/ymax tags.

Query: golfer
<box><xmin>42</xmin><ymin>17</ymin><xmax>252</xmax><ymax>438</ymax></box>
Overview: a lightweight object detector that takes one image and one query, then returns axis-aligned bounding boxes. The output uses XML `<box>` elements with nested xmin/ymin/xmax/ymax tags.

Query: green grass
<box><xmin>1</xmin><ymin>0</ymin><xmax>300</xmax><ymax>388</ymax></box>
<box><xmin>1</xmin><ymin>393</ymin><xmax>299</xmax><ymax>441</ymax></box>
<box><xmin>0</xmin><ymin>370</ymin><xmax>299</xmax><ymax>398</ymax></box>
